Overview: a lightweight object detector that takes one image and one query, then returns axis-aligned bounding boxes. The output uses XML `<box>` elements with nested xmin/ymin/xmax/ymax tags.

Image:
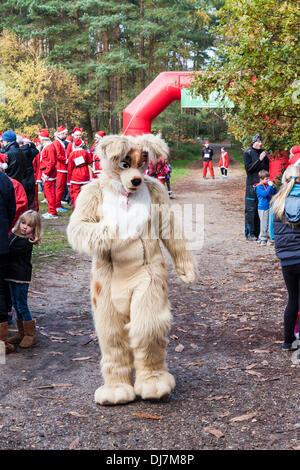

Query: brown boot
<box><xmin>7</xmin><ymin>319</ymin><xmax>24</xmax><ymax>345</ymax></box>
<box><xmin>0</xmin><ymin>322</ymin><xmax>15</xmax><ymax>354</ymax></box>
<box><xmin>19</xmin><ymin>320</ymin><xmax>36</xmax><ymax>348</ymax></box>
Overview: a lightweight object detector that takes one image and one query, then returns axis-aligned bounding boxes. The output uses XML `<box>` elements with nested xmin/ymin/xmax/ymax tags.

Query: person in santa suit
<box><xmin>91</xmin><ymin>130</ymin><xmax>106</xmax><ymax>179</ymax></box>
<box><xmin>218</xmin><ymin>147</ymin><xmax>229</xmax><ymax>180</ymax></box>
<box><xmin>66</xmin><ymin>127</ymin><xmax>90</xmax><ymax>159</ymax></box>
<box><xmin>67</xmin><ymin>138</ymin><xmax>93</xmax><ymax>209</ymax></box>
<box><xmin>53</xmin><ymin>126</ymin><xmax>69</xmax><ymax>213</ymax></box>
<box><xmin>201</xmin><ymin>141</ymin><xmax>215</xmax><ymax>179</ymax></box>
<box><xmin>148</xmin><ymin>157</ymin><xmax>169</xmax><ymax>185</ymax></box>
<box><xmin>38</xmin><ymin>129</ymin><xmax>58</xmax><ymax>219</ymax></box>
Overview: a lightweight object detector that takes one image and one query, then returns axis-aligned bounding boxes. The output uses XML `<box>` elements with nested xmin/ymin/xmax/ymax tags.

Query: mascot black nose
<box><xmin>131</xmin><ymin>178</ymin><xmax>142</xmax><ymax>187</ymax></box>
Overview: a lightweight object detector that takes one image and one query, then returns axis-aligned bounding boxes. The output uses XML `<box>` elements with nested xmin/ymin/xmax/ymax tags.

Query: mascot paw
<box><xmin>176</xmin><ymin>263</ymin><xmax>197</xmax><ymax>284</ymax></box>
<box><xmin>135</xmin><ymin>372</ymin><xmax>175</xmax><ymax>400</ymax></box>
<box><xmin>179</xmin><ymin>270</ymin><xmax>197</xmax><ymax>284</ymax></box>
<box><xmin>94</xmin><ymin>384</ymin><xmax>136</xmax><ymax>405</ymax></box>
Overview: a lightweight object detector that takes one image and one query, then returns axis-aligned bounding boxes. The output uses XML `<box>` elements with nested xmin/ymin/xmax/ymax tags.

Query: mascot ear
<box><xmin>136</xmin><ymin>133</ymin><xmax>169</xmax><ymax>164</ymax></box>
<box><xmin>96</xmin><ymin>135</ymin><xmax>131</xmax><ymax>162</ymax></box>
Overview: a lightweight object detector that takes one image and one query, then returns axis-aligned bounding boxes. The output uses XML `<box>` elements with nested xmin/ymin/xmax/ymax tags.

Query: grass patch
<box><xmin>32</xmin><ymin>226</ymin><xmax>71</xmax><ymax>267</ymax></box>
<box><xmin>230</xmin><ymin>144</ymin><xmax>244</xmax><ymax>168</ymax></box>
<box><xmin>169</xmin><ymin>142</ymin><xmax>201</xmax><ymax>184</ymax></box>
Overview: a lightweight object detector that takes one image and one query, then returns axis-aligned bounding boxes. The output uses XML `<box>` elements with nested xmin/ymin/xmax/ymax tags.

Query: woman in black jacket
<box><xmin>273</xmin><ymin>165</ymin><xmax>300</xmax><ymax>354</ymax></box>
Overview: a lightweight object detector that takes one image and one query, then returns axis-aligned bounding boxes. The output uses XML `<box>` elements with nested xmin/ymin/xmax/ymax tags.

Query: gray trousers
<box><xmin>258</xmin><ymin>209</ymin><xmax>269</xmax><ymax>241</ymax></box>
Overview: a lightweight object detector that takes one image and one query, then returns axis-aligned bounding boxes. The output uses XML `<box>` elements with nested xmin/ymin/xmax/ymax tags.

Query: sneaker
<box><xmin>57</xmin><ymin>207</ymin><xmax>69</xmax><ymax>212</ymax></box>
<box><xmin>40</xmin><ymin>198</ymin><xmax>48</xmax><ymax>204</ymax></box>
<box><xmin>282</xmin><ymin>341</ymin><xmax>299</xmax><ymax>351</ymax></box>
<box><xmin>42</xmin><ymin>212</ymin><xmax>58</xmax><ymax>219</ymax></box>
<box><xmin>260</xmin><ymin>240</ymin><xmax>267</xmax><ymax>246</ymax></box>
<box><xmin>247</xmin><ymin>235</ymin><xmax>257</xmax><ymax>241</ymax></box>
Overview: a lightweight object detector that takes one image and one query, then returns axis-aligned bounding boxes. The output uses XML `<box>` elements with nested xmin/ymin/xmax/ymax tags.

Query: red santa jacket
<box><xmin>218</xmin><ymin>151</ymin><xmax>229</xmax><ymax>169</ymax></box>
<box><xmin>91</xmin><ymin>141</ymin><xmax>103</xmax><ymax>177</ymax></box>
<box><xmin>33</xmin><ymin>152</ymin><xmax>40</xmax><ymax>183</ymax></box>
<box><xmin>53</xmin><ymin>138</ymin><xmax>68</xmax><ymax>173</ymax></box>
<box><xmin>67</xmin><ymin>147</ymin><xmax>93</xmax><ymax>185</ymax></box>
<box><xmin>38</xmin><ymin>142</ymin><xmax>57</xmax><ymax>181</ymax></box>
<box><xmin>67</xmin><ymin>140</ymin><xmax>90</xmax><ymax>159</ymax></box>
<box><xmin>9</xmin><ymin>177</ymin><xmax>28</xmax><ymax>228</ymax></box>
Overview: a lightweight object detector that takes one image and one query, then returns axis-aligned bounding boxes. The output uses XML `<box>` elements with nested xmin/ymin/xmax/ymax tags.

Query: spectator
<box><xmin>6</xmin><ymin>210</ymin><xmax>42</xmax><ymax>349</ymax></box>
<box><xmin>201</xmin><ymin>141</ymin><xmax>214</xmax><ymax>179</ymax></box>
<box><xmin>18</xmin><ymin>135</ymin><xmax>39</xmax><ymax>211</ymax></box>
<box><xmin>243</xmin><ymin>134</ymin><xmax>269</xmax><ymax>240</ymax></box>
<box><xmin>2</xmin><ymin>130</ymin><xmax>27</xmax><ymax>184</ymax></box>
<box><xmin>272</xmin><ymin>165</ymin><xmax>300</xmax><ymax>353</ymax></box>
<box><xmin>0</xmin><ymin>169</ymin><xmax>16</xmax><ymax>354</ymax></box>
<box><xmin>165</xmin><ymin>162</ymin><xmax>173</xmax><ymax>199</ymax></box>
<box><xmin>254</xmin><ymin>170</ymin><xmax>276</xmax><ymax>245</ymax></box>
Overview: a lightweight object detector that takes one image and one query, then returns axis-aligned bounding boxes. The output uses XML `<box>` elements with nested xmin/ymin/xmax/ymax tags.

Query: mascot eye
<box><xmin>138</xmin><ymin>161</ymin><xmax>146</xmax><ymax>168</ymax></box>
<box><xmin>119</xmin><ymin>161</ymin><xmax>130</xmax><ymax>170</ymax></box>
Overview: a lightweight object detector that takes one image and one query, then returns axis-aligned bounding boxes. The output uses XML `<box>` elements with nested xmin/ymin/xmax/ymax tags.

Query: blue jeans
<box><xmin>269</xmin><ymin>208</ymin><xmax>274</xmax><ymax>240</ymax></box>
<box><xmin>8</xmin><ymin>282</ymin><xmax>32</xmax><ymax>321</ymax></box>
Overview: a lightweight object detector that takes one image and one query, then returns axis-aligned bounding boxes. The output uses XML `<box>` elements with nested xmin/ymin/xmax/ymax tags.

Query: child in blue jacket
<box><xmin>254</xmin><ymin>170</ymin><xmax>277</xmax><ymax>245</ymax></box>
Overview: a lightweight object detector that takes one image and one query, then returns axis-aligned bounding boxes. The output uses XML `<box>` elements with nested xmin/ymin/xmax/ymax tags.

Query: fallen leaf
<box><xmin>206</xmin><ymin>395</ymin><xmax>231</xmax><ymax>401</ymax></box>
<box><xmin>185</xmin><ymin>361</ymin><xmax>202</xmax><ymax>367</ymax></box>
<box><xmin>230</xmin><ymin>412</ymin><xmax>257</xmax><ymax>423</ymax></box>
<box><xmin>246</xmin><ymin>370</ymin><xmax>263</xmax><ymax>377</ymax></box>
<box><xmin>250</xmin><ymin>349</ymin><xmax>271</xmax><ymax>354</ymax></box>
<box><xmin>190</xmin><ymin>343</ymin><xmax>198</xmax><ymax>349</ymax></box>
<box><xmin>133</xmin><ymin>413</ymin><xmax>163</xmax><ymax>420</ymax></box>
<box><xmin>69</xmin><ymin>437</ymin><xmax>80</xmax><ymax>450</ymax></box>
<box><xmin>219</xmin><ymin>411</ymin><xmax>230</xmax><ymax>418</ymax></box>
<box><xmin>72</xmin><ymin>356</ymin><xmax>92</xmax><ymax>361</ymax></box>
<box><xmin>68</xmin><ymin>411</ymin><xmax>88</xmax><ymax>418</ymax></box>
<box><xmin>175</xmin><ymin>344</ymin><xmax>184</xmax><ymax>353</ymax></box>
<box><xmin>246</xmin><ymin>363</ymin><xmax>258</xmax><ymax>370</ymax></box>
<box><xmin>203</xmin><ymin>427</ymin><xmax>224</xmax><ymax>439</ymax></box>
<box><xmin>170</xmin><ymin>335</ymin><xmax>179</xmax><ymax>340</ymax></box>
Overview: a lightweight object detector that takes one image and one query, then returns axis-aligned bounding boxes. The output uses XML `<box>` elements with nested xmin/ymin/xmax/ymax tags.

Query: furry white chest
<box><xmin>102</xmin><ymin>183</ymin><xmax>151</xmax><ymax>239</ymax></box>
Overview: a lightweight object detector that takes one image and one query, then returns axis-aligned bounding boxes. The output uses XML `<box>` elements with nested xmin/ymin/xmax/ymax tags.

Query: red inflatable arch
<box><xmin>123</xmin><ymin>71</ymin><xmax>198</xmax><ymax>136</ymax></box>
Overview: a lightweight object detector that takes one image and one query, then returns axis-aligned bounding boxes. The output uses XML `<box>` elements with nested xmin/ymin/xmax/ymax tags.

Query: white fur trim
<box><xmin>102</xmin><ymin>182</ymin><xmax>151</xmax><ymax>239</ymax></box>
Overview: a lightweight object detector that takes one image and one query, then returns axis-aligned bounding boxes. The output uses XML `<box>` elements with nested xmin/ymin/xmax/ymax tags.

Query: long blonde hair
<box><xmin>272</xmin><ymin>165</ymin><xmax>300</xmax><ymax>223</ymax></box>
<box><xmin>13</xmin><ymin>210</ymin><xmax>42</xmax><ymax>245</ymax></box>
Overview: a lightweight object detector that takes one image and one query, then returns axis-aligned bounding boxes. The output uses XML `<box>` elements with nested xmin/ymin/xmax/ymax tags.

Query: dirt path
<box><xmin>1</xmin><ymin>157</ymin><xmax>299</xmax><ymax>451</ymax></box>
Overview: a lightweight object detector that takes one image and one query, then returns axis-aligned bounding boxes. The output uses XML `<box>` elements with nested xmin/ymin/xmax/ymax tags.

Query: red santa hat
<box><xmin>291</xmin><ymin>145</ymin><xmax>300</xmax><ymax>157</ymax></box>
<box><xmin>72</xmin><ymin>127</ymin><xmax>83</xmax><ymax>135</ymax></box>
<box><xmin>22</xmin><ymin>135</ymin><xmax>31</xmax><ymax>144</ymax></box>
<box><xmin>74</xmin><ymin>138</ymin><xmax>83</xmax><ymax>147</ymax></box>
<box><xmin>66</xmin><ymin>135</ymin><xmax>72</xmax><ymax>142</ymax></box>
<box><xmin>39</xmin><ymin>129</ymin><xmax>50</xmax><ymax>140</ymax></box>
<box><xmin>95</xmin><ymin>130</ymin><xmax>106</xmax><ymax>139</ymax></box>
<box><xmin>205</xmin><ymin>141</ymin><xmax>209</xmax><ymax>144</ymax></box>
<box><xmin>57</xmin><ymin>126</ymin><xmax>68</xmax><ymax>135</ymax></box>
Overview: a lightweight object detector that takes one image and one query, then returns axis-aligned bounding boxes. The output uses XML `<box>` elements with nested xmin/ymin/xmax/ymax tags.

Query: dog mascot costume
<box><xmin>67</xmin><ymin>133</ymin><xmax>197</xmax><ymax>405</ymax></box>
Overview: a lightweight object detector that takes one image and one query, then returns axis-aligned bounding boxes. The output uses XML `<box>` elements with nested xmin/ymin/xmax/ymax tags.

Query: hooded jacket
<box><xmin>274</xmin><ymin>184</ymin><xmax>300</xmax><ymax>266</ymax></box>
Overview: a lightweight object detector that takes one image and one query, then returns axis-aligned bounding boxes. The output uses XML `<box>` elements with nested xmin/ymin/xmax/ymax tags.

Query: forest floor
<box><xmin>1</xmin><ymin>155</ymin><xmax>300</xmax><ymax>451</ymax></box>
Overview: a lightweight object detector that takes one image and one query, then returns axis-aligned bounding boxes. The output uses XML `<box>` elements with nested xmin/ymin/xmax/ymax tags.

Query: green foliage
<box><xmin>191</xmin><ymin>0</ymin><xmax>300</xmax><ymax>153</ymax></box>
<box><xmin>0</xmin><ymin>0</ymin><xmax>220</xmax><ymax>136</ymax></box>
<box><xmin>0</xmin><ymin>30</ymin><xmax>81</xmax><ymax>136</ymax></box>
